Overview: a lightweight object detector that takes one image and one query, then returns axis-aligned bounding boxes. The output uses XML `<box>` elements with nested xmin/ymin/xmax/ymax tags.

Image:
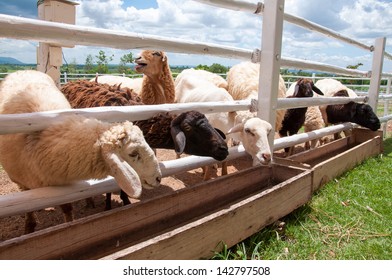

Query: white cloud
<box><xmin>1</xmin><ymin>0</ymin><xmax>391</xmax><ymax>72</ymax></box>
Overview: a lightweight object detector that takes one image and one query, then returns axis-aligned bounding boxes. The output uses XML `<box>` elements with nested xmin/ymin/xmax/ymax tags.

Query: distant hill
<box><xmin>0</xmin><ymin>57</ymin><xmax>24</xmax><ymax>65</ymax></box>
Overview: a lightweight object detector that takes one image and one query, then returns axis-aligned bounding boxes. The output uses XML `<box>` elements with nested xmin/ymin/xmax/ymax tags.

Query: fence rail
<box><xmin>0</xmin><ymin>0</ymin><xmax>391</xmax><ymax>225</ymax></box>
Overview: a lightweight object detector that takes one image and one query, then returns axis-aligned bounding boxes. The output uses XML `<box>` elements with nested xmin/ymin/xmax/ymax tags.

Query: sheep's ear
<box><xmin>215</xmin><ymin>128</ymin><xmax>226</xmax><ymax>140</ymax></box>
<box><xmin>293</xmin><ymin>83</ymin><xmax>300</xmax><ymax>96</ymax></box>
<box><xmin>103</xmin><ymin>150</ymin><xmax>142</xmax><ymax>199</ymax></box>
<box><xmin>227</xmin><ymin>123</ymin><xmax>244</xmax><ymax>134</ymax></box>
<box><xmin>312</xmin><ymin>85</ymin><xmax>324</xmax><ymax>95</ymax></box>
<box><xmin>170</xmin><ymin>126</ymin><xmax>186</xmax><ymax>154</ymax></box>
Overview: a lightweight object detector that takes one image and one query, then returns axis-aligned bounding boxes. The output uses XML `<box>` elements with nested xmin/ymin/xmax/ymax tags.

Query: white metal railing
<box><xmin>0</xmin><ymin>0</ymin><xmax>391</xmax><ymax>219</ymax></box>
<box><xmin>193</xmin><ymin>0</ymin><xmax>392</xmax><ymax>61</ymax></box>
<box><xmin>0</xmin><ymin>14</ymin><xmax>370</xmax><ymax>77</ymax></box>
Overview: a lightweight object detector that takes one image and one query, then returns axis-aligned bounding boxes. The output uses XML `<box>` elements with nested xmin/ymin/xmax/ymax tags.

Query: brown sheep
<box><xmin>61</xmin><ymin>79</ymin><xmax>142</xmax><ymax>107</ymax></box>
<box><xmin>134</xmin><ymin>50</ymin><xmax>175</xmax><ymax>105</ymax></box>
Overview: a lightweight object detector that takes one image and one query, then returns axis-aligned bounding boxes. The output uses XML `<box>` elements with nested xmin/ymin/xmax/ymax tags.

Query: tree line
<box><xmin>1</xmin><ymin>50</ymin><xmax>381</xmax><ymax>87</ymax></box>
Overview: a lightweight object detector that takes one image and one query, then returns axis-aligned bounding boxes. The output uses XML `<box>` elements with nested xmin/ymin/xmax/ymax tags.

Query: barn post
<box><xmin>36</xmin><ymin>0</ymin><xmax>78</xmax><ymax>88</ymax></box>
<box><xmin>368</xmin><ymin>37</ymin><xmax>386</xmax><ymax>110</ymax></box>
<box><xmin>257</xmin><ymin>0</ymin><xmax>285</xmax><ymax>155</ymax></box>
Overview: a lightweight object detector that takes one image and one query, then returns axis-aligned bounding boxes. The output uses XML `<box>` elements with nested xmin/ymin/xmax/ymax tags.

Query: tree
<box><xmin>195</xmin><ymin>64</ymin><xmax>209</xmax><ymax>71</ymax></box>
<box><xmin>208</xmin><ymin>63</ymin><xmax>229</xmax><ymax>74</ymax></box>
<box><xmin>84</xmin><ymin>54</ymin><xmax>94</xmax><ymax>73</ymax></box>
<box><xmin>95</xmin><ymin>50</ymin><xmax>114</xmax><ymax>73</ymax></box>
<box><xmin>346</xmin><ymin>62</ymin><xmax>363</xmax><ymax>69</ymax></box>
<box><xmin>62</xmin><ymin>58</ymin><xmax>78</xmax><ymax>73</ymax></box>
<box><xmin>118</xmin><ymin>52</ymin><xmax>134</xmax><ymax>73</ymax></box>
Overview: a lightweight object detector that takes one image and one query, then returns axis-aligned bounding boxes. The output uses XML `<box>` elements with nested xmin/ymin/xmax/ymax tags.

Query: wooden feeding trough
<box><xmin>0</xmin><ymin>163</ymin><xmax>311</xmax><ymax>260</ymax></box>
<box><xmin>276</xmin><ymin>128</ymin><xmax>383</xmax><ymax>193</ymax></box>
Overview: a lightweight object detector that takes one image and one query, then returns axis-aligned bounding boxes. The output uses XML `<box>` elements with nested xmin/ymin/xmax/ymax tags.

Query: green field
<box><xmin>213</xmin><ymin>137</ymin><xmax>392</xmax><ymax>260</ymax></box>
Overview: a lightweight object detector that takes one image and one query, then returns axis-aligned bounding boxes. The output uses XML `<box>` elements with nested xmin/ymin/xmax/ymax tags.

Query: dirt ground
<box><xmin>0</xmin><ymin>148</ymin><xmax>257</xmax><ymax>242</ymax></box>
<box><xmin>1</xmin><ymin>122</ymin><xmax>391</xmax><ymax>242</ymax></box>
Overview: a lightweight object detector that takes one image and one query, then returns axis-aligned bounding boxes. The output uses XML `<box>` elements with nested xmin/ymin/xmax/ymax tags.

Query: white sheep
<box><xmin>0</xmin><ymin>70</ymin><xmax>162</xmax><ymax>233</ymax></box>
<box><xmin>178</xmin><ymin>68</ymin><xmax>228</xmax><ymax>89</ymax></box>
<box><xmin>175</xmin><ymin>69</ymin><xmax>273</xmax><ymax>169</ymax></box>
<box><xmin>90</xmin><ymin>75</ymin><xmax>143</xmax><ymax>94</ymax></box>
<box><xmin>226</xmin><ymin>61</ymin><xmax>287</xmax><ymax>132</ymax></box>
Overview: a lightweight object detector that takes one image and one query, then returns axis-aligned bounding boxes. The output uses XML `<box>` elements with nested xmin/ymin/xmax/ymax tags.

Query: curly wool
<box><xmin>226</xmin><ymin>61</ymin><xmax>287</xmax><ymax>131</ymax></box>
<box><xmin>61</xmin><ymin>80</ymin><xmax>143</xmax><ymax>108</ymax></box>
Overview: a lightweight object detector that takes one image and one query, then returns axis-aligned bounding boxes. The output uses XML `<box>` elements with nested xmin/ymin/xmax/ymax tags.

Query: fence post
<box><xmin>36</xmin><ymin>0</ymin><xmax>78</xmax><ymax>88</ymax></box>
<box><xmin>258</xmin><ymin>0</ymin><xmax>285</xmax><ymax>153</ymax></box>
<box><xmin>383</xmin><ymin>77</ymin><xmax>391</xmax><ymax>138</ymax></box>
<box><xmin>368</xmin><ymin>37</ymin><xmax>386</xmax><ymax>110</ymax></box>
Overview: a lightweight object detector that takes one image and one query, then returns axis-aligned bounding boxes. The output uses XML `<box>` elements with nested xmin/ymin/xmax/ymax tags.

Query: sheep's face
<box><xmin>294</xmin><ymin>78</ymin><xmax>324</xmax><ymax>98</ymax></box>
<box><xmin>102</xmin><ymin>122</ymin><xmax>162</xmax><ymax>193</ymax></box>
<box><xmin>119</xmin><ymin>126</ymin><xmax>162</xmax><ymax>189</ymax></box>
<box><xmin>352</xmin><ymin>103</ymin><xmax>381</xmax><ymax>131</ymax></box>
<box><xmin>134</xmin><ymin>50</ymin><xmax>167</xmax><ymax>77</ymax></box>
<box><xmin>240</xmin><ymin>118</ymin><xmax>273</xmax><ymax>166</ymax></box>
<box><xmin>171</xmin><ymin>111</ymin><xmax>229</xmax><ymax>161</ymax></box>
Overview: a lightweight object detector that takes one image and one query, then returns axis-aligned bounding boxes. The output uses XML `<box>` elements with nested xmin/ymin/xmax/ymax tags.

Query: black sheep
<box><xmin>326</xmin><ymin>90</ymin><xmax>380</xmax><ymax>131</ymax></box>
<box><xmin>279</xmin><ymin>78</ymin><xmax>324</xmax><ymax>155</ymax></box>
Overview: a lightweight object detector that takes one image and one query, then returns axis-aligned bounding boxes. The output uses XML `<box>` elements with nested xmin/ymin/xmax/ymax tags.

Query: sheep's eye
<box><xmin>196</xmin><ymin>119</ymin><xmax>207</xmax><ymax>127</ymax></box>
<box><xmin>152</xmin><ymin>51</ymin><xmax>161</xmax><ymax>56</ymax></box>
<box><xmin>128</xmin><ymin>151</ymin><xmax>140</xmax><ymax>159</ymax></box>
<box><xmin>183</xmin><ymin>124</ymin><xmax>192</xmax><ymax>132</ymax></box>
<box><xmin>245</xmin><ymin>128</ymin><xmax>255</xmax><ymax>136</ymax></box>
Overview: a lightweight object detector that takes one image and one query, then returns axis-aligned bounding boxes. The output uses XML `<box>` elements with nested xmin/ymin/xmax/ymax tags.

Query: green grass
<box><xmin>212</xmin><ymin>137</ymin><xmax>392</xmax><ymax>260</ymax></box>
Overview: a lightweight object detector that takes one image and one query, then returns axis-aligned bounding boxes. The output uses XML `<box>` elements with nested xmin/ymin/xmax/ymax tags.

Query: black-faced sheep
<box><xmin>134</xmin><ymin>50</ymin><xmax>175</xmax><ymax>105</ymax></box>
<box><xmin>279</xmin><ymin>78</ymin><xmax>324</xmax><ymax>155</ymax></box>
<box><xmin>175</xmin><ymin>68</ymin><xmax>273</xmax><ymax>169</ymax></box>
<box><xmin>0</xmin><ymin>70</ymin><xmax>162</xmax><ymax>233</ymax></box>
<box><xmin>61</xmin><ymin>79</ymin><xmax>229</xmax><ymax>208</ymax></box>
<box><xmin>315</xmin><ymin>78</ymin><xmax>380</xmax><ymax>133</ymax></box>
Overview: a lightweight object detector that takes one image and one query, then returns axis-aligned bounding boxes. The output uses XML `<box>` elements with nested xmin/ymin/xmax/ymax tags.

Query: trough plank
<box><xmin>101</xmin><ymin>169</ymin><xmax>312</xmax><ymax>260</ymax></box>
<box><xmin>311</xmin><ymin>135</ymin><xmax>382</xmax><ymax>191</ymax></box>
<box><xmin>0</xmin><ymin>165</ymin><xmax>288</xmax><ymax>259</ymax></box>
<box><xmin>285</xmin><ymin>128</ymin><xmax>383</xmax><ymax>192</ymax></box>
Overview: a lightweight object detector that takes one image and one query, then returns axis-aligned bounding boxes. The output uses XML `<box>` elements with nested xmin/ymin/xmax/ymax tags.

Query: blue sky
<box><xmin>0</xmin><ymin>0</ymin><xmax>392</xmax><ymax>73</ymax></box>
<box><xmin>122</xmin><ymin>0</ymin><xmax>158</xmax><ymax>9</ymax></box>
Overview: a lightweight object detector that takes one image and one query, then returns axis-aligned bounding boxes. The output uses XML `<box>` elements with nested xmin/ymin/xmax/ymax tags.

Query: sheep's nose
<box><xmin>262</xmin><ymin>153</ymin><xmax>271</xmax><ymax>163</ymax></box>
<box><xmin>156</xmin><ymin>177</ymin><xmax>161</xmax><ymax>184</ymax></box>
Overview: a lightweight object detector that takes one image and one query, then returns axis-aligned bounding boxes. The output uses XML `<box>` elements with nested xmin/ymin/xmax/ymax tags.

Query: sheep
<box><xmin>315</xmin><ymin>78</ymin><xmax>381</xmax><ymax>135</ymax></box>
<box><xmin>177</xmin><ymin>68</ymin><xmax>228</xmax><ymax>89</ymax></box>
<box><xmin>90</xmin><ymin>75</ymin><xmax>143</xmax><ymax>94</ymax></box>
<box><xmin>303</xmin><ymin>106</ymin><xmax>330</xmax><ymax>149</ymax></box>
<box><xmin>175</xmin><ymin>69</ymin><xmax>273</xmax><ymax>172</ymax></box>
<box><xmin>62</xmin><ymin>79</ymin><xmax>142</xmax><ymax>107</ymax></box>
<box><xmin>61</xmin><ymin>79</ymin><xmax>229</xmax><ymax>208</ymax></box>
<box><xmin>61</xmin><ymin>79</ymin><xmax>228</xmax><ymax>160</ymax></box>
<box><xmin>280</xmin><ymin>78</ymin><xmax>325</xmax><ymax>155</ymax></box>
<box><xmin>226</xmin><ymin>61</ymin><xmax>287</xmax><ymax>132</ymax></box>
<box><xmin>0</xmin><ymin>70</ymin><xmax>162</xmax><ymax>233</ymax></box>
<box><xmin>134</xmin><ymin>50</ymin><xmax>175</xmax><ymax>105</ymax></box>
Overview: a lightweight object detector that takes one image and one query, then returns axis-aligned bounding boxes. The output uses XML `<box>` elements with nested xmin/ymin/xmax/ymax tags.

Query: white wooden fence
<box><xmin>0</xmin><ymin>0</ymin><xmax>391</xmax><ymax>218</ymax></box>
